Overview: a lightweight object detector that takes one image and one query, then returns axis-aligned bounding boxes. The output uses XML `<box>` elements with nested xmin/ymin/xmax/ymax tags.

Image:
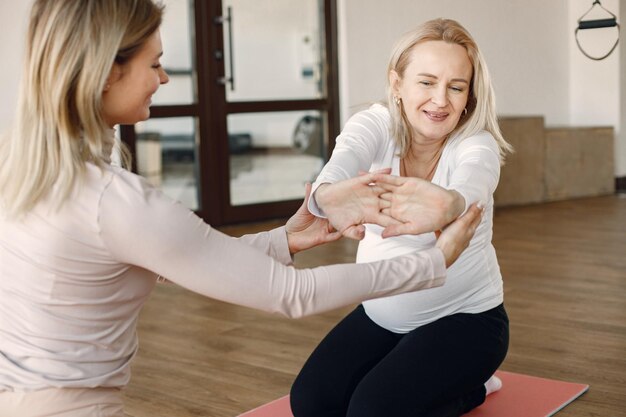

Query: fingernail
<box><xmin>477</xmin><ymin>201</ymin><xmax>485</xmax><ymax>210</ymax></box>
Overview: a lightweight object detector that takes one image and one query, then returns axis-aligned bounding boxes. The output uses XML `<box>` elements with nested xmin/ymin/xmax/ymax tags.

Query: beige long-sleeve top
<box><xmin>0</xmin><ymin>163</ymin><xmax>445</xmax><ymax>391</ymax></box>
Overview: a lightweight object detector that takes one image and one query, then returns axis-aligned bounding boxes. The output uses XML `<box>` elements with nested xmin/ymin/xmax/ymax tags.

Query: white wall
<box><xmin>1</xmin><ymin>1</ymin><xmax>624</xmax><ymax>174</ymax></box>
<box><xmin>338</xmin><ymin>0</ymin><xmax>571</xmax><ymax>124</ymax></box>
<box><xmin>0</xmin><ymin>0</ymin><xmax>31</xmax><ymax>132</ymax></box>
<box><xmin>337</xmin><ymin>0</ymin><xmax>623</xmax><ymax>175</ymax></box>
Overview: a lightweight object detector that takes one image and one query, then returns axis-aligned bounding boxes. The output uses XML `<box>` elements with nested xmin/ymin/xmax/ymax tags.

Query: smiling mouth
<box><xmin>424</xmin><ymin>111</ymin><xmax>448</xmax><ymax>121</ymax></box>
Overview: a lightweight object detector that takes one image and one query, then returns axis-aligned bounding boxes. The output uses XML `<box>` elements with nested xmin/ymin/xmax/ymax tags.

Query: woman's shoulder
<box><xmin>345</xmin><ymin>102</ymin><xmax>390</xmax><ymax>124</ymax></box>
<box><xmin>93</xmin><ymin>163</ymin><xmax>179</xmax><ymax>232</ymax></box>
<box><xmin>362</xmin><ymin>102</ymin><xmax>391</xmax><ymax>119</ymax></box>
<box><xmin>449</xmin><ymin>130</ymin><xmax>499</xmax><ymax>151</ymax></box>
<box><xmin>88</xmin><ymin>163</ymin><xmax>158</xmax><ymax>203</ymax></box>
<box><xmin>340</xmin><ymin>103</ymin><xmax>393</xmax><ymax>142</ymax></box>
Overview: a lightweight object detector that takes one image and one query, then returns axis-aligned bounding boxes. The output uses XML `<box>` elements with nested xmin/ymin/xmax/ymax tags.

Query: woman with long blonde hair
<box><xmin>0</xmin><ymin>2</ymin><xmax>482</xmax><ymax>415</ymax></box>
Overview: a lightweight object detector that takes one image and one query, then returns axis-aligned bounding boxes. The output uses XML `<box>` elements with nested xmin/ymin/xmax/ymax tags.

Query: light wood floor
<box><xmin>123</xmin><ymin>195</ymin><xmax>626</xmax><ymax>417</ymax></box>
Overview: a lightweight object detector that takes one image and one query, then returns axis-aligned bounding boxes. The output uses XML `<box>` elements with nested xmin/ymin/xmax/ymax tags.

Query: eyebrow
<box><xmin>418</xmin><ymin>73</ymin><xmax>469</xmax><ymax>84</ymax></box>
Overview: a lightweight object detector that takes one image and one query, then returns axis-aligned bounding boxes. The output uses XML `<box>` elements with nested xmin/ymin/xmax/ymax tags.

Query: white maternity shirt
<box><xmin>309</xmin><ymin>104</ymin><xmax>504</xmax><ymax>333</ymax></box>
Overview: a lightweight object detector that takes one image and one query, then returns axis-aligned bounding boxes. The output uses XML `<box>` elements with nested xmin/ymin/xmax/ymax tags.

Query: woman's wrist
<box><xmin>447</xmin><ymin>190</ymin><xmax>466</xmax><ymax>222</ymax></box>
<box><xmin>313</xmin><ymin>183</ymin><xmax>332</xmax><ymax>211</ymax></box>
<box><xmin>285</xmin><ymin>230</ymin><xmax>300</xmax><ymax>255</ymax></box>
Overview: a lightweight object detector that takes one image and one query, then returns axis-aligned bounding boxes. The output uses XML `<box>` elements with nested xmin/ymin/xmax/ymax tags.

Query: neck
<box><xmin>401</xmin><ymin>139</ymin><xmax>446</xmax><ymax>180</ymax></box>
<box><xmin>408</xmin><ymin>140</ymin><xmax>444</xmax><ymax>163</ymax></box>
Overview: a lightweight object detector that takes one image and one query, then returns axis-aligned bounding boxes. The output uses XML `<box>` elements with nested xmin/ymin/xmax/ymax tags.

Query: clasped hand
<box><xmin>373</xmin><ymin>173</ymin><xmax>467</xmax><ymax>238</ymax></box>
<box><xmin>315</xmin><ymin>171</ymin><xmax>467</xmax><ymax>240</ymax></box>
<box><xmin>286</xmin><ymin>172</ymin><xmax>482</xmax><ymax>267</ymax></box>
<box><xmin>314</xmin><ymin>169</ymin><xmax>405</xmax><ymax>240</ymax></box>
<box><xmin>285</xmin><ymin>172</ymin><xmax>399</xmax><ymax>254</ymax></box>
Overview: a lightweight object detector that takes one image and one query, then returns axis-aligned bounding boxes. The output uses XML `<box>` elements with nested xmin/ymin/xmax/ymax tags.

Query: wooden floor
<box><xmin>123</xmin><ymin>195</ymin><xmax>626</xmax><ymax>417</ymax></box>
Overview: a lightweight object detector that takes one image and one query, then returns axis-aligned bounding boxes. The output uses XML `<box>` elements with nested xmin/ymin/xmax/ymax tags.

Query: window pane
<box><xmin>228</xmin><ymin>111</ymin><xmax>325</xmax><ymax>206</ymax></box>
<box><xmin>135</xmin><ymin>117</ymin><xmax>200</xmax><ymax>210</ymax></box>
<box><xmin>223</xmin><ymin>0</ymin><xmax>325</xmax><ymax>102</ymax></box>
<box><xmin>154</xmin><ymin>0</ymin><xmax>196</xmax><ymax>105</ymax></box>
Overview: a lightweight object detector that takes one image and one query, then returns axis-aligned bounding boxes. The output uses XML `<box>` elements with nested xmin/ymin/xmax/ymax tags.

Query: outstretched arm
<box><xmin>99</xmin><ymin>173</ymin><xmax>450</xmax><ymax>319</ymax></box>
<box><xmin>307</xmin><ymin>107</ymin><xmax>401</xmax><ymax>240</ymax></box>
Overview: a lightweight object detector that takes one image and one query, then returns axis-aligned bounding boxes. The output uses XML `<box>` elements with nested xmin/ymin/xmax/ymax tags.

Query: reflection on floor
<box><xmin>158</xmin><ymin>153</ymin><xmax>324</xmax><ymax>210</ymax></box>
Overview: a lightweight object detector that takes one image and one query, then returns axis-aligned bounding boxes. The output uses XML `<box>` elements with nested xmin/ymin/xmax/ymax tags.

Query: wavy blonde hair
<box><xmin>386</xmin><ymin>18</ymin><xmax>513</xmax><ymax>161</ymax></box>
<box><xmin>0</xmin><ymin>0</ymin><xmax>163</xmax><ymax>219</ymax></box>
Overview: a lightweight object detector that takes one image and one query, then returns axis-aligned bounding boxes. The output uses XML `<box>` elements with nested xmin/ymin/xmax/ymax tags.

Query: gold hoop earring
<box><xmin>463</xmin><ymin>108</ymin><xmax>468</xmax><ymax>116</ymax></box>
<box><xmin>394</xmin><ymin>96</ymin><xmax>401</xmax><ymax>106</ymax></box>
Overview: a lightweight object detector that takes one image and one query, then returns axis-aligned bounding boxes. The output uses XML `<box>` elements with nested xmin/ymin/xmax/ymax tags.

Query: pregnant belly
<box><xmin>363</xmin><ymin>282</ymin><xmax>460</xmax><ymax>333</ymax></box>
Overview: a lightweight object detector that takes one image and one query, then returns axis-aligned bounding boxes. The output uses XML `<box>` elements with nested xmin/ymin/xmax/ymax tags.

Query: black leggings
<box><xmin>290</xmin><ymin>304</ymin><xmax>509</xmax><ymax>417</ymax></box>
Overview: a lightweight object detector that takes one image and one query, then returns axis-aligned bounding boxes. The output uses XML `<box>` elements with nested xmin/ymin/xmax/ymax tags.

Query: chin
<box><xmin>420</xmin><ymin>129</ymin><xmax>453</xmax><ymax>142</ymax></box>
<box><xmin>137</xmin><ymin>110</ymin><xmax>151</xmax><ymax>122</ymax></box>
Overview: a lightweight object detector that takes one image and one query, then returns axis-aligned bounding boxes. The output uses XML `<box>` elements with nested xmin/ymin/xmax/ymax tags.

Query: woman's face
<box><xmin>102</xmin><ymin>30</ymin><xmax>169</xmax><ymax>127</ymax></box>
<box><xmin>390</xmin><ymin>40</ymin><xmax>472</xmax><ymax>146</ymax></box>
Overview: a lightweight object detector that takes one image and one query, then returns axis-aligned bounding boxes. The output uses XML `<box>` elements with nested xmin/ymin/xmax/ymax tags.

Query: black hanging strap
<box><xmin>575</xmin><ymin>0</ymin><xmax>620</xmax><ymax>61</ymax></box>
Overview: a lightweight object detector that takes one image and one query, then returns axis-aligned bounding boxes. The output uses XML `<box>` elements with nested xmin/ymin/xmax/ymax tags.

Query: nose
<box><xmin>159</xmin><ymin>67</ymin><xmax>169</xmax><ymax>85</ymax></box>
<box><xmin>430</xmin><ymin>85</ymin><xmax>448</xmax><ymax>107</ymax></box>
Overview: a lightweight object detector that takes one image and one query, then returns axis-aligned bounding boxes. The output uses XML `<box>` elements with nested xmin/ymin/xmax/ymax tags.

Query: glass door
<box><xmin>211</xmin><ymin>0</ymin><xmax>339</xmax><ymax>224</ymax></box>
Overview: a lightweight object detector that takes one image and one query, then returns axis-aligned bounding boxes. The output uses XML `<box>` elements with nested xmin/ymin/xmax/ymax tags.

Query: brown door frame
<box><xmin>122</xmin><ymin>0</ymin><xmax>340</xmax><ymax>226</ymax></box>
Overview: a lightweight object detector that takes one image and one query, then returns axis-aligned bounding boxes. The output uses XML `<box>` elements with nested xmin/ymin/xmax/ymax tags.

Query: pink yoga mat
<box><xmin>237</xmin><ymin>371</ymin><xmax>588</xmax><ymax>417</ymax></box>
<box><xmin>465</xmin><ymin>371</ymin><xmax>589</xmax><ymax>417</ymax></box>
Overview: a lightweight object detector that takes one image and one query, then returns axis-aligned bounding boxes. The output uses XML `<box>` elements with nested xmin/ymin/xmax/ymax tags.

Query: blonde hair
<box><xmin>0</xmin><ymin>0</ymin><xmax>163</xmax><ymax>219</ymax></box>
<box><xmin>386</xmin><ymin>18</ymin><xmax>513</xmax><ymax>160</ymax></box>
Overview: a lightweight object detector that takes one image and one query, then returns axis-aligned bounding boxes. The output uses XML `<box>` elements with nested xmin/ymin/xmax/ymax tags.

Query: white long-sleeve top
<box><xmin>309</xmin><ymin>104</ymin><xmax>504</xmax><ymax>333</ymax></box>
<box><xmin>0</xmin><ymin>161</ymin><xmax>446</xmax><ymax>391</ymax></box>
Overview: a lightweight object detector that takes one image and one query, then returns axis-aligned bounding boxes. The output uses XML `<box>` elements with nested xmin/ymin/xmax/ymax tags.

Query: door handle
<box><xmin>215</xmin><ymin>6</ymin><xmax>235</xmax><ymax>90</ymax></box>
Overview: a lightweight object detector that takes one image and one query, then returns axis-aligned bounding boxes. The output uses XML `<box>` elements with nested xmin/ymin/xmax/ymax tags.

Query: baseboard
<box><xmin>616</xmin><ymin>176</ymin><xmax>626</xmax><ymax>193</ymax></box>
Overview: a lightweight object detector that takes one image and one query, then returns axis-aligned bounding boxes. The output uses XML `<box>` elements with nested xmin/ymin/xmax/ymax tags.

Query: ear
<box><xmin>388</xmin><ymin>69</ymin><xmax>401</xmax><ymax>97</ymax></box>
<box><xmin>104</xmin><ymin>63</ymin><xmax>123</xmax><ymax>92</ymax></box>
